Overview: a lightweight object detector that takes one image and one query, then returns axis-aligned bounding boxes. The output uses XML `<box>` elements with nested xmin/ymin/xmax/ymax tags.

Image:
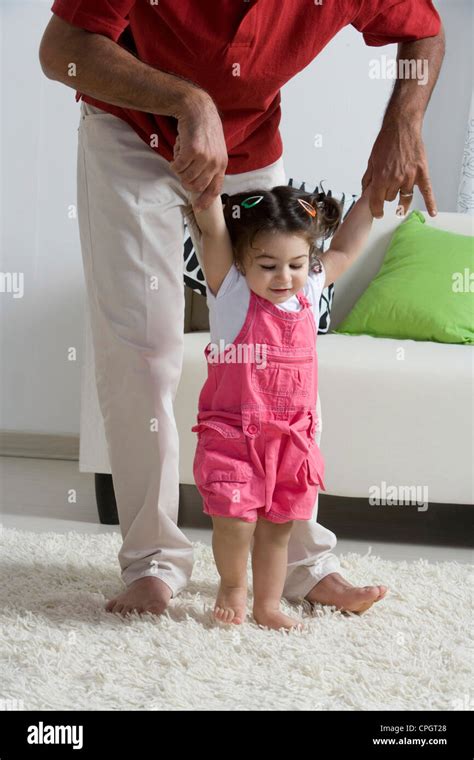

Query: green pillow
<box><xmin>333</xmin><ymin>210</ymin><xmax>474</xmax><ymax>344</ymax></box>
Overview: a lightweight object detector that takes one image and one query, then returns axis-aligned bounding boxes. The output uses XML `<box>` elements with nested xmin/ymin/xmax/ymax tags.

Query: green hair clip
<box><xmin>240</xmin><ymin>195</ymin><xmax>264</xmax><ymax>208</ymax></box>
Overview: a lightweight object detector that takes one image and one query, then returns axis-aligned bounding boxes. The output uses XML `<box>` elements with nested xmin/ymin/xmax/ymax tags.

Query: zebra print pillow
<box><xmin>183</xmin><ymin>178</ymin><xmax>359</xmax><ymax>334</ymax></box>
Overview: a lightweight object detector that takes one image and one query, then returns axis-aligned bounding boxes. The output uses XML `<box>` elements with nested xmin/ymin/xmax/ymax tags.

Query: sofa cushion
<box><xmin>333</xmin><ymin>210</ymin><xmax>474</xmax><ymax>344</ymax></box>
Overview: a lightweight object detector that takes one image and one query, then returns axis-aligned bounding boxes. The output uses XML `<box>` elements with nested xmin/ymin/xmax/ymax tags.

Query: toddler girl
<box><xmin>190</xmin><ymin>184</ymin><xmax>374</xmax><ymax>631</ymax></box>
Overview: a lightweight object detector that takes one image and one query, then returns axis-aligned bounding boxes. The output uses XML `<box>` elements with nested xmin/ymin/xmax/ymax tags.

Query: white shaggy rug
<box><xmin>0</xmin><ymin>526</ymin><xmax>471</xmax><ymax>711</ymax></box>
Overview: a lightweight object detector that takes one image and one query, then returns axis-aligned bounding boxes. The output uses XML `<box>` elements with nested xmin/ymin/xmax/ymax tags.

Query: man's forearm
<box><xmin>40</xmin><ymin>22</ymin><xmax>209</xmax><ymax>119</ymax></box>
<box><xmin>382</xmin><ymin>24</ymin><xmax>446</xmax><ymax>129</ymax></box>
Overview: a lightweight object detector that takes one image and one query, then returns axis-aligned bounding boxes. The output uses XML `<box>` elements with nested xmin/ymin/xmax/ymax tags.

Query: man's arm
<box><xmin>39</xmin><ymin>14</ymin><xmax>205</xmax><ymax>117</ymax></box>
<box><xmin>383</xmin><ymin>27</ymin><xmax>446</xmax><ymax>129</ymax></box>
<box><xmin>361</xmin><ymin>24</ymin><xmax>446</xmax><ymax>219</ymax></box>
<box><xmin>38</xmin><ymin>14</ymin><xmax>228</xmax><ymax>208</ymax></box>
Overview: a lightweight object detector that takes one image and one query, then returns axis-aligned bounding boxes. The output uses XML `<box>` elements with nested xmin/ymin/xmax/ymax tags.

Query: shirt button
<box><xmin>247</xmin><ymin>424</ymin><xmax>258</xmax><ymax>434</ymax></box>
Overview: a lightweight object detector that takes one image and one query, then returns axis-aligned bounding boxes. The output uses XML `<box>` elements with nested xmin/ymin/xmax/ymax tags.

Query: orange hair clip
<box><xmin>297</xmin><ymin>198</ymin><xmax>317</xmax><ymax>217</ymax></box>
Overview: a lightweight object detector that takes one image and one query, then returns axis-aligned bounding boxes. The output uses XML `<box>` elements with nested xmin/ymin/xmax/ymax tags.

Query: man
<box><xmin>39</xmin><ymin>1</ymin><xmax>444</xmax><ymax>617</ymax></box>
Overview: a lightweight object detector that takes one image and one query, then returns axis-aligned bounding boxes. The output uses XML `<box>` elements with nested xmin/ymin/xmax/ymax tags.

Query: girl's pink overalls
<box><xmin>191</xmin><ymin>286</ymin><xmax>326</xmax><ymax>524</ymax></box>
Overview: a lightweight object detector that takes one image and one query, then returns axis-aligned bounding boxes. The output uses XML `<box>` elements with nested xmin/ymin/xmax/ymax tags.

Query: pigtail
<box><xmin>308</xmin><ymin>191</ymin><xmax>342</xmax><ymax>242</ymax></box>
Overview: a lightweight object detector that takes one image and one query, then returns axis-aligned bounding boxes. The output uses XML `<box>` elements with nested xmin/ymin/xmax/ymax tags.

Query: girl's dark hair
<box><xmin>220</xmin><ymin>185</ymin><xmax>343</xmax><ymax>270</ymax></box>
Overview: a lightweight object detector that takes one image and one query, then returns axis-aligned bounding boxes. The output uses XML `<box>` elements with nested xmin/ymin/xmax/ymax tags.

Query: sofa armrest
<box><xmin>184</xmin><ymin>287</ymin><xmax>210</xmax><ymax>333</ymax></box>
<box><xmin>184</xmin><ymin>285</ymin><xmax>193</xmax><ymax>333</ymax></box>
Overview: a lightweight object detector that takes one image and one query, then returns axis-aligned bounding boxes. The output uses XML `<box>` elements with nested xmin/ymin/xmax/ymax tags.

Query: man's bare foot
<box><xmin>214</xmin><ymin>584</ymin><xmax>247</xmax><ymax>624</ymax></box>
<box><xmin>253</xmin><ymin>606</ymin><xmax>304</xmax><ymax>632</ymax></box>
<box><xmin>305</xmin><ymin>572</ymin><xmax>388</xmax><ymax>614</ymax></box>
<box><xmin>105</xmin><ymin>576</ymin><xmax>173</xmax><ymax>617</ymax></box>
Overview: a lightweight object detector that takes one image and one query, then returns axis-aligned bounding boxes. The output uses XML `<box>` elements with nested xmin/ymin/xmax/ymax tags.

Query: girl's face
<box><xmin>239</xmin><ymin>231</ymin><xmax>310</xmax><ymax>304</ymax></box>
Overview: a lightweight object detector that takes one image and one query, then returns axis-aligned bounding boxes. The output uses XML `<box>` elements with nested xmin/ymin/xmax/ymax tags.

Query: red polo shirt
<box><xmin>50</xmin><ymin>0</ymin><xmax>441</xmax><ymax>174</ymax></box>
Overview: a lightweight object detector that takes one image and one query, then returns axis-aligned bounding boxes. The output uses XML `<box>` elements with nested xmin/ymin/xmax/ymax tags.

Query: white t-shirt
<box><xmin>206</xmin><ymin>261</ymin><xmax>326</xmax><ymax>345</ymax></box>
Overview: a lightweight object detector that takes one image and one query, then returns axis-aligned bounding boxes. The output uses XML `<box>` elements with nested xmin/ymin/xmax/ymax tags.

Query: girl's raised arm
<box><xmin>190</xmin><ymin>193</ymin><xmax>234</xmax><ymax>296</ymax></box>
<box><xmin>318</xmin><ymin>186</ymin><xmax>375</xmax><ymax>289</ymax></box>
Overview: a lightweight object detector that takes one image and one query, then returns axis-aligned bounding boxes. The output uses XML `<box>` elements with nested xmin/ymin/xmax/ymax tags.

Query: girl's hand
<box><xmin>360</xmin><ymin>181</ymin><xmax>373</xmax><ymax>201</ymax></box>
<box><xmin>190</xmin><ymin>192</ymin><xmax>226</xmax><ymax>236</ymax></box>
<box><xmin>359</xmin><ymin>182</ymin><xmax>377</xmax><ymax>219</ymax></box>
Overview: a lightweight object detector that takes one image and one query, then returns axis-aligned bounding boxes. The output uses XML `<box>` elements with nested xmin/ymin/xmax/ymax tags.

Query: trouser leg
<box><xmin>77</xmin><ymin>103</ymin><xmax>194</xmax><ymax>595</ymax></box>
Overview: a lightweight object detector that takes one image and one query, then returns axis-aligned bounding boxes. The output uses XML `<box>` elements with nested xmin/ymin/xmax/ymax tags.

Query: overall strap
<box><xmin>296</xmin><ymin>290</ymin><xmax>311</xmax><ymax>309</ymax></box>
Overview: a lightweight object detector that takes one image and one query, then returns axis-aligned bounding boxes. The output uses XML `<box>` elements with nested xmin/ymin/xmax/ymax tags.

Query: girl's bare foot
<box><xmin>214</xmin><ymin>584</ymin><xmax>248</xmax><ymax>624</ymax></box>
<box><xmin>253</xmin><ymin>606</ymin><xmax>304</xmax><ymax>632</ymax></box>
<box><xmin>105</xmin><ymin>576</ymin><xmax>172</xmax><ymax>616</ymax></box>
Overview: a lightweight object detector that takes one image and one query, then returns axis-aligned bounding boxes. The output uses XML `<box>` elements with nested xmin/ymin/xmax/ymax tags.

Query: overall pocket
<box><xmin>251</xmin><ymin>354</ymin><xmax>312</xmax><ymax>397</ymax></box>
<box><xmin>192</xmin><ymin>421</ymin><xmax>251</xmax><ymax>486</ymax></box>
<box><xmin>306</xmin><ymin>445</ymin><xmax>326</xmax><ymax>491</ymax></box>
<box><xmin>192</xmin><ymin>420</ymin><xmax>246</xmax><ymax>442</ymax></box>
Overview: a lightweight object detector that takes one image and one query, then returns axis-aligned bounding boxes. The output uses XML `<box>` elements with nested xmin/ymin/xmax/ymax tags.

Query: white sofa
<box><xmin>79</xmin><ymin>211</ymin><xmax>474</xmax><ymax>505</ymax></box>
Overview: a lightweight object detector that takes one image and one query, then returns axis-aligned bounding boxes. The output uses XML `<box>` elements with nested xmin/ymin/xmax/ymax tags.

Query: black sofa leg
<box><xmin>95</xmin><ymin>473</ymin><xmax>119</xmax><ymax>525</ymax></box>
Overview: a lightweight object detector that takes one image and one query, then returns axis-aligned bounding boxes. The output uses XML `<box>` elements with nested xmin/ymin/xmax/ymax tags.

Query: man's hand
<box><xmin>170</xmin><ymin>91</ymin><xmax>228</xmax><ymax>211</ymax></box>
<box><xmin>360</xmin><ymin>25</ymin><xmax>445</xmax><ymax>221</ymax></box>
<box><xmin>361</xmin><ymin>122</ymin><xmax>437</xmax><ymax>219</ymax></box>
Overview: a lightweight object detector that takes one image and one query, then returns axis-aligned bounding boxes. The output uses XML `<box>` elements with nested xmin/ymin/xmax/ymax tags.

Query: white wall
<box><xmin>0</xmin><ymin>0</ymin><xmax>471</xmax><ymax>435</ymax></box>
<box><xmin>1</xmin><ymin>1</ymin><xmax>86</xmax><ymax>435</ymax></box>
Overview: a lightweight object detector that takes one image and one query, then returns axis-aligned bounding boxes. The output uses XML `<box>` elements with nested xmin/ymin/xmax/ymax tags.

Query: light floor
<box><xmin>0</xmin><ymin>456</ymin><xmax>472</xmax><ymax>564</ymax></box>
